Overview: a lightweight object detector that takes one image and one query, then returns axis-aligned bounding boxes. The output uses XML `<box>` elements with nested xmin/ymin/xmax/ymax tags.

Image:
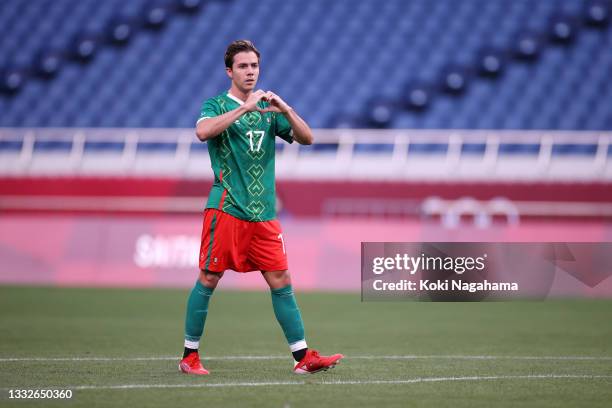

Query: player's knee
<box><xmin>263</xmin><ymin>270</ymin><xmax>291</xmax><ymax>288</ymax></box>
<box><xmin>199</xmin><ymin>270</ymin><xmax>223</xmax><ymax>288</ymax></box>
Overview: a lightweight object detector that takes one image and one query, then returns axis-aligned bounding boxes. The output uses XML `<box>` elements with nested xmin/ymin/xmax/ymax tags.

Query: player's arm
<box><xmin>196</xmin><ymin>90</ymin><xmax>267</xmax><ymax>141</ymax></box>
<box><xmin>280</xmin><ymin>107</ymin><xmax>314</xmax><ymax>145</ymax></box>
<box><xmin>259</xmin><ymin>92</ymin><xmax>314</xmax><ymax>145</ymax></box>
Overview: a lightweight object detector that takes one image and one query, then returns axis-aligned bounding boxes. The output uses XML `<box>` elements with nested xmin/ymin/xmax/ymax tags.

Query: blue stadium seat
<box><xmin>143</xmin><ymin>6</ymin><xmax>169</xmax><ymax>31</ymax></box>
<box><xmin>513</xmin><ymin>32</ymin><xmax>545</xmax><ymax>61</ymax></box>
<box><xmin>34</xmin><ymin>50</ymin><xmax>63</xmax><ymax>79</ymax></box>
<box><xmin>440</xmin><ymin>65</ymin><xmax>470</xmax><ymax>95</ymax></box>
<box><xmin>584</xmin><ymin>0</ymin><xmax>611</xmax><ymax>27</ymax></box>
<box><xmin>0</xmin><ymin>139</ymin><xmax>23</xmax><ymax>152</ymax></box>
<box><xmin>0</xmin><ymin>0</ymin><xmax>610</xmax><ymax>132</ymax></box>
<box><xmin>476</xmin><ymin>48</ymin><xmax>506</xmax><ymax>78</ymax></box>
<box><xmin>70</xmin><ymin>32</ymin><xmax>99</xmax><ymax>63</ymax></box>
<box><xmin>83</xmin><ymin>141</ymin><xmax>125</xmax><ymax>153</ymax></box>
<box><xmin>106</xmin><ymin>16</ymin><xmax>137</xmax><ymax>46</ymax></box>
<box><xmin>548</xmin><ymin>14</ymin><xmax>579</xmax><ymax>44</ymax></box>
<box><xmin>364</xmin><ymin>99</ymin><xmax>397</xmax><ymax>129</ymax></box>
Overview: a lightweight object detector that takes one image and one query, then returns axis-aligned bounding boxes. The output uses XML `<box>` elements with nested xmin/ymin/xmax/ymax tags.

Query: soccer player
<box><xmin>179</xmin><ymin>40</ymin><xmax>343</xmax><ymax>375</ymax></box>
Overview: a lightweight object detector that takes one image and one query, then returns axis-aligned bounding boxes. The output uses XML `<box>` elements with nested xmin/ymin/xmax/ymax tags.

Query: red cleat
<box><xmin>293</xmin><ymin>349</ymin><xmax>344</xmax><ymax>374</ymax></box>
<box><xmin>179</xmin><ymin>352</ymin><xmax>209</xmax><ymax>375</ymax></box>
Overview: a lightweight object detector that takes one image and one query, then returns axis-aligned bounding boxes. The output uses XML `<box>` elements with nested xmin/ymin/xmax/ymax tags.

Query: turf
<box><xmin>0</xmin><ymin>286</ymin><xmax>611</xmax><ymax>407</ymax></box>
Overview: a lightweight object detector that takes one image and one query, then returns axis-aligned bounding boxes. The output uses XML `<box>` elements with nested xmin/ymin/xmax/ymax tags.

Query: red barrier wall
<box><xmin>2</xmin><ymin>177</ymin><xmax>612</xmax><ymax>217</ymax></box>
<box><xmin>1</xmin><ymin>214</ymin><xmax>611</xmax><ymax>296</ymax></box>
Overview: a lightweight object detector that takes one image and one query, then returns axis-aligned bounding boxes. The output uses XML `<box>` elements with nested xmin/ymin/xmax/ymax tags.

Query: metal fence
<box><xmin>1</xmin><ymin>128</ymin><xmax>610</xmax><ymax>180</ymax></box>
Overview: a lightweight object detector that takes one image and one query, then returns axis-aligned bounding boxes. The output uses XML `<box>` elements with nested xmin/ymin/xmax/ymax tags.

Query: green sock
<box><xmin>271</xmin><ymin>285</ymin><xmax>306</xmax><ymax>350</ymax></box>
<box><xmin>184</xmin><ymin>280</ymin><xmax>214</xmax><ymax>347</ymax></box>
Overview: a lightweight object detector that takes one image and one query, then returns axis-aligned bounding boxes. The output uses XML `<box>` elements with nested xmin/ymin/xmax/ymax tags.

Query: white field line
<box><xmin>5</xmin><ymin>375</ymin><xmax>612</xmax><ymax>391</ymax></box>
<box><xmin>1</xmin><ymin>355</ymin><xmax>612</xmax><ymax>362</ymax></box>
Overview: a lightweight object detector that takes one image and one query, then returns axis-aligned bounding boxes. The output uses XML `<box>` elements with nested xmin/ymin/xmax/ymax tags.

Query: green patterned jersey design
<box><xmin>198</xmin><ymin>91</ymin><xmax>294</xmax><ymax>221</ymax></box>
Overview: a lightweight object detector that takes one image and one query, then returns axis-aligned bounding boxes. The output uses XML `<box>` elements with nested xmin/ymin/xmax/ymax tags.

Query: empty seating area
<box><xmin>0</xmin><ymin>0</ymin><xmax>610</xmax><ymax>130</ymax></box>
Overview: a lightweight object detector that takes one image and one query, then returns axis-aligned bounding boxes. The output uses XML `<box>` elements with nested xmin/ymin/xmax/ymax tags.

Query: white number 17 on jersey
<box><xmin>247</xmin><ymin>130</ymin><xmax>265</xmax><ymax>152</ymax></box>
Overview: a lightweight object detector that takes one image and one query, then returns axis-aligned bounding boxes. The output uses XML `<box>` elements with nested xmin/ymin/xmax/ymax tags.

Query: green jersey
<box><xmin>198</xmin><ymin>91</ymin><xmax>294</xmax><ymax>221</ymax></box>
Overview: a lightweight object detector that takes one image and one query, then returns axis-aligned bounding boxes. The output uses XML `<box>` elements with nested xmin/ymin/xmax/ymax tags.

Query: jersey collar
<box><xmin>226</xmin><ymin>91</ymin><xmax>245</xmax><ymax>105</ymax></box>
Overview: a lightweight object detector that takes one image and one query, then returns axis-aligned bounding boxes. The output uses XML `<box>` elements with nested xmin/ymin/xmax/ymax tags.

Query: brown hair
<box><xmin>224</xmin><ymin>40</ymin><xmax>260</xmax><ymax>68</ymax></box>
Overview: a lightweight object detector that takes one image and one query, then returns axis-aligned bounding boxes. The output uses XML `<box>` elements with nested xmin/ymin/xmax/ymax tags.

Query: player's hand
<box><xmin>258</xmin><ymin>91</ymin><xmax>291</xmax><ymax>114</ymax></box>
<box><xmin>243</xmin><ymin>90</ymin><xmax>267</xmax><ymax>112</ymax></box>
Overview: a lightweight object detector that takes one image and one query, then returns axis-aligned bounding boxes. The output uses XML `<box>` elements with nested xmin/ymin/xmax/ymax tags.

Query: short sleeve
<box><xmin>196</xmin><ymin>98</ymin><xmax>221</xmax><ymax>125</ymax></box>
<box><xmin>274</xmin><ymin>112</ymin><xmax>294</xmax><ymax>144</ymax></box>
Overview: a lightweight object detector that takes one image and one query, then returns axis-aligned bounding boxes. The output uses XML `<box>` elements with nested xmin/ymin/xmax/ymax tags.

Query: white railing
<box><xmin>0</xmin><ymin>128</ymin><xmax>610</xmax><ymax>181</ymax></box>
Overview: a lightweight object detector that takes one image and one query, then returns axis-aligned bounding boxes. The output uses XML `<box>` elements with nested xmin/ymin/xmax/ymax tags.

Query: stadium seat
<box><xmin>0</xmin><ymin>0</ymin><xmax>610</xmax><ymax>132</ymax></box>
<box><xmin>143</xmin><ymin>2</ymin><xmax>171</xmax><ymax>30</ymax></box>
<box><xmin>513</xmin><ymin>32</ymin><xmax>544</xmax><ymax>61</ymax></box>
<box><xmin>401</xmin><ymin>82</ymin><xmax>433</xmax><ymax>112</ymax></box>
<box><xmin>440</xmin><ymin>65</ymin><xmax>470</xmax><ymax>95</ymax></box>
<box><xmin>107</xmin><ymin>17</ymin><xmax>137</xmax><ymax>46</ymax></box>
<box><xmin>364</xmin><ymin>99</ymin><xmax>397</xmax><ymax>129</ymax></box>
<box><xmin>549</xmin><ymin>14</ymin><xmax>578</xmax><ymax>44</ymax></box>
<box><xmin>0</xmin><ymin>66</ymin><xmax>26</xmax><ymax>95</ymax></box>
<box><xmin>70</xmin><ymin>32</ymin><xmax>99</xmax><ymax>63</ymax></box>
<box><xmin>34</xmin><ymin>50</ymin><xmax>63</xmax><ymax>79</ymax></box>
<box><xmin>175</xmin><ymin>0</ymin><xmax>204</xmax><ymax>14</ymax></box>
<box><xmin>584</xmin><ymin>0</ymin><xmax>611</xmax><ymax>26</ymax></box>
<box><xmin>476</xmin><ymin>48</ymin><xmax>506</xmax><ymax>78</ymax></box>
<box><xmin>327</xmin><ymin>114</ymin><xmax>362</xmax><ymax>129</ymax></box>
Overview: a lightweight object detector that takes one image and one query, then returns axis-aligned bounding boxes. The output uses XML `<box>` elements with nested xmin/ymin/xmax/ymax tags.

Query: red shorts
<box><xmin>198</xmin><ymin>209</ymin><xmax>288</xmax><ymax>273</ymax></box>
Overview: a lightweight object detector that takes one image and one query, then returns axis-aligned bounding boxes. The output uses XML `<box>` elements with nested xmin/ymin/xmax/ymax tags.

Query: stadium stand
<box><xmin>0</xmin><ymin>0</ymin><xmax>610</xmax><ymax>130</ymax></box>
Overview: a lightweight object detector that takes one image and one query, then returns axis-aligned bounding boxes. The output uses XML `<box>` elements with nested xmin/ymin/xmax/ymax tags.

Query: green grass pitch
<box><xmin>1</xmin><ymin>286</ymin><xmax>611</xmax><ymax>407</ymax></box>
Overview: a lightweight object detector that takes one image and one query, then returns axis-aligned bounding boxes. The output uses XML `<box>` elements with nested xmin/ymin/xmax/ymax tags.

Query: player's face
<box><xmin>226</xmin><ymin>51</ymin><xmax>259</xmax><ymax>93</ymax></box>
